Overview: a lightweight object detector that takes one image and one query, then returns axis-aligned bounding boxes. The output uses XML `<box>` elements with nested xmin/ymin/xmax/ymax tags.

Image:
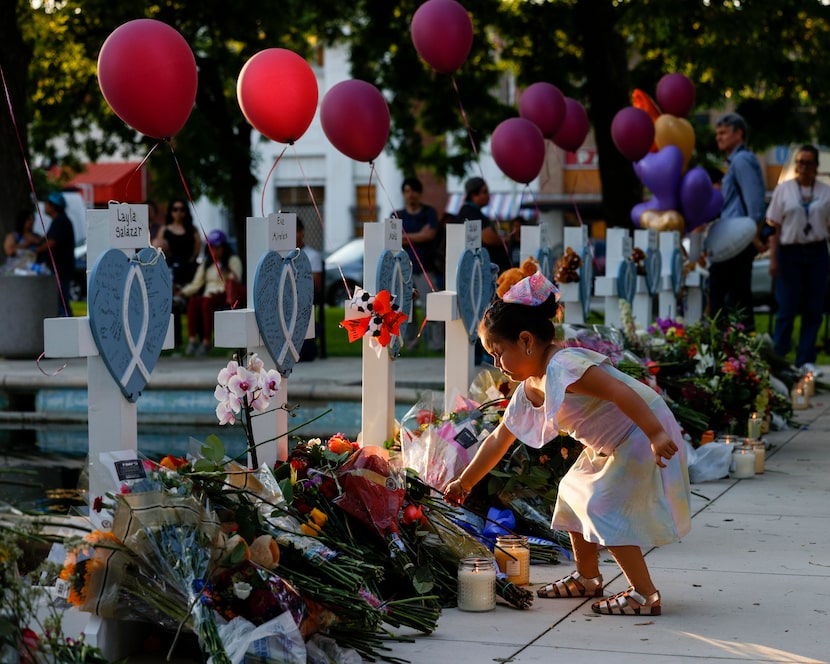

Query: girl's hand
<box><xmin>443</xmin><ymin>479</ymin><xmax>470</xmax><ymax>505</ymax></box>
<box><xmin>650</xmin><ymin>431</ymin><xmax>678</xmax><ymax>468</ymax></box>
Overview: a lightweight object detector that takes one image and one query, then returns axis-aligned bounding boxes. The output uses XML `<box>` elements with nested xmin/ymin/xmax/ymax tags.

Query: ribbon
<box><xmin>340</xmin><ymin>288</ymin><xmax>407</xmax><ymax>348</ymax></box>
<box><xmin>120</xmin><ymin>265</ymin><xmax>152</xmax><ymax>385</ymax></box>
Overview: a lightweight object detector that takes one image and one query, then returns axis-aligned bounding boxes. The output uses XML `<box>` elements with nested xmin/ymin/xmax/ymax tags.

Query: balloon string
<box><xmin>260</xmin><ymin>145</ymin><xmax>289</xmax><ymax>217</ymax></box>
<box><xmin>167</xmin><ymin>141</ymin><xmax>234</xmax><ymax>306</ymax></box>
<box><xmin>122</xmin><ymin>142</ymin><xmax>161</xmax><ymax>209</ymax></box>
<box><xmin>290</xmin><ymin>143</ymin><xmax>326</xmax><ymax>236</ymax></box>
<box><xmin>1</xmin><ymin>62</ymin><xmax>72</xmax><ymax>324</ymax></box>
<box><xmin>374</xmin><ymin>173</ymin><xmax>436</xmax><ymax>295</ymax></box>
<box><xmin>451</xmin><ymin>75</ymin><xmax>483</xmax><ymax>179</ymax></box>
<box><xmin>556</xmin><ymin>147</ymin><xmax>585</xmax><ymax>227</ymax></box>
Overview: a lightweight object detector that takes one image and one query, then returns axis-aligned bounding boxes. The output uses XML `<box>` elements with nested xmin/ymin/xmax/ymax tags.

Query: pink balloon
<box><xmin>320</xmin><ymin>80</ymin><xmax>390</xmax><ymax>162</ymax></box>
<box><xmin>518</xmin><ymin>82</ymin><xmax>566</xmax><ymax>139</ymax></box>
<box><xmin>411</xmin><ymin>0</ymin><xmax>473</xmax><ymax>74</ymax></box>
<box><xmin>655</xmin><ymin>73</ymin><xmax>696</xmax><ymax>118</ymax></box>
<box><xmin>491</xmin><ymin>117</ymin><xmax>546</xmax><ymax>184</ymax></box>
<box><xmin>97</xmin><ymin>19</ymin><xmax>197</xmax><ymax>139</ymax></box>
<box><xmin>611</xmin><ymin>107</ymin><xmax>655</xmax><ymax>161</ymax></box>
<box><xmin>552</xmin><ymin>98</ymin><xmax>590</xmax><ymax>152</ymax></box>
<box><xmin>237</xmin><ymin>49</ymin><xmax>318</xmax><ymax>144</ymax></box>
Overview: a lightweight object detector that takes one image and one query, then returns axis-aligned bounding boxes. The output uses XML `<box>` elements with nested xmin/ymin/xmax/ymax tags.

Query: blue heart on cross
<box><xmin>88</xmin><ymin>247</ymin><xmax>172</xmax><ymax>402</ymax></box>
<box><xmin>456</xmin><ymin>247</ymin><xmax>493</xmax><ymax>343</ymax></box>
<box><xmin>254</xmin><ymin>249</ymin><xmax>314</xmax><ymax>377</ymax></box>
<box><xmin>376</xmin><ymin>249</ymin><xmax>413</xmax><ymax>358</ymax></box>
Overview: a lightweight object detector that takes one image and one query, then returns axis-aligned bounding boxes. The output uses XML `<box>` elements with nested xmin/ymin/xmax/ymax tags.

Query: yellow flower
<box><xmin>309</xmin><ymin>508</ymin><xmax>328</xmax><ymax>527</ymax></box>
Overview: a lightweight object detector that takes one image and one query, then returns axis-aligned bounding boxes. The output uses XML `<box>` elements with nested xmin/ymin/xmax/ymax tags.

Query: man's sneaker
<box><xmin>801</xmin><ymin>362</ymin><xmax>824</xmax><ymax>378</ymax></box>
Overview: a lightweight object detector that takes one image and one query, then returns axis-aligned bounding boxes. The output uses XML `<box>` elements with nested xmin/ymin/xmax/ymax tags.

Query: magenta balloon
<box><xmin>320</xmin><ymin>80</ymin><xmax>390</xmax><ymax>162</ymax></box>
<box><xmin>655</xmin><ymin>73</ymin><xmax>696</xmax><ymax>118</ymax></box>
<box><xmin>410</xmin><ymin>0</ymin><xmax>473</xmax><ymax>75</ymax></box>
<box><xmin>97</xmin><ymin>19</ymin><xmax>197</xmax><ymax>139</ymax></box>
<box><xmin>552</xmin><ymin>98</ymin><xmax>590</xmax><ymax>152</ymax></box>
<box><xmin>237</xmin><ymin>49</ymin><xmax>318</xmax><ymax>144</ymax></box>
<box><xmin>611</xmin><ymin>107</ymin><xmax>655</xmax><ymax>161</ymax></box>
<box><xmin>518</xmin><ymin>82</ymin><xmax>566</xmax><ymax>139</ymax></box>
<box><xmin>635</xmin><ymin>145</ymin><xmax>683</xmax><ymax>210</ymax></box>
<box><xmin>491</xmin><ymin>117</ymin><xmax>546</xmax><ymax>184</ymax></box>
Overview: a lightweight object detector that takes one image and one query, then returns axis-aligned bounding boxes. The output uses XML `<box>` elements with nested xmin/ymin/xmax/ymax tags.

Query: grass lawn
<box><xmin>70</xmin><ymin>301</ymin><xmax>830</xmax><ymax>366</ymax></box>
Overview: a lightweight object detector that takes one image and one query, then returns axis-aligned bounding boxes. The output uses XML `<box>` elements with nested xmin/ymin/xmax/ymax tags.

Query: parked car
<box><xmin>323</xmin><ymin>238</ymin><xmax>364</xmax><ymax>306</ymax></box>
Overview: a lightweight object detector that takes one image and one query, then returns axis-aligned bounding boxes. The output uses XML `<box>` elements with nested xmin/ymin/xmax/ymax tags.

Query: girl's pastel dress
<box><xmin>503</xmin><ymin>347</ymin><xmax>691</xmax><ymax>547</ymax></box>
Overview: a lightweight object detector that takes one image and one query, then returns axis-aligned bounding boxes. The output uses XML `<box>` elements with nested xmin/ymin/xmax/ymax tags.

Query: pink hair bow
<box><xmin>501</xmin><ymin>271</ymin><xmax>559</xmax><ymax>305</ymax></box>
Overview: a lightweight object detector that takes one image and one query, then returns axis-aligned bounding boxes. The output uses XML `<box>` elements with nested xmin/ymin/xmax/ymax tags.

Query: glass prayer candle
<box><xmin>750</xmin><ymin>441</ymin><xmax>765</xmax><ymax>474</ymax></box>
<box><xmin>747</xmin><ymin>412</ymin><xmax>762</xmax><ymax>440</ymax></box>
<box><xmin>457</xmin><ymin>557</ymin><xmax>497</xmax><ymax>612</ymax></box>
<box><xmin>791</xmin><ymin>383</ymin><xmax>809</xmax><ymax>410</ymax></box>
<box><xmin>804</xmin><ymin>372</ymin><xmax>816</xmax><ymax>397</ymax></box>
<box><xmin>732</xmin><ymin>446</ymin><xmax>756</xmax><ymax>479</ymax></box>
<box><xmin>494</xmin><ymin>535</ymin><xmax>530</xmax><ymax>586</ymax></box>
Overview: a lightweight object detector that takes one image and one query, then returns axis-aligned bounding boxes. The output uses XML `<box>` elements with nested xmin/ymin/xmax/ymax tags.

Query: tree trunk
<box><xmin>575</xmin><ymin>0</ymin><xmax>642</xmax><ymax>229</ymax></box>
<box><xmin>0</xmin><ymin>1</ymin><xmax>34</xmax><ymax>237</ymax></box>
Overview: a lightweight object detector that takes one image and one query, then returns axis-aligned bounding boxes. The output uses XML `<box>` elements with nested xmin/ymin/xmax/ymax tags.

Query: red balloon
<box><xmin>97</xmin><ymin>19</ymin><xmax>197</xmax><ymax>139</ymax></box>
<box><xmin>552</xmin><ymin>98</ymin><xmax>590</xmax><ymax>152</ymax></box>
<box><xmin>491</xmin><ymin>117</ymin><xmax>546</xmax><ymax>184</ymax></box>
<box><xmin>410</xmin><ymin>0</ymin><xmax>473</xmax><ymax>75</ymax></box>
<box><xmin>518</xmin><ymin>82</ymin><xmax>566</xmax><ymax>140</ymax></box>
<box><xmin>656</xmin><ymin>73</ymin><xmax>696</xmax><ymax>118</ymax></box>
<box><xmin>611</xmin><ymin>106</ymin><xmax>655</xmax><ymax>161</ymax></box>
<box><xmin>237</xmin><ymin>49</ymin><xmax>318</xmax><ymax>144</ymax></box>
<box><xmin>320</xmin><ymin>80</ymin><xmax>390</xmax><ymax>162</ymax></box>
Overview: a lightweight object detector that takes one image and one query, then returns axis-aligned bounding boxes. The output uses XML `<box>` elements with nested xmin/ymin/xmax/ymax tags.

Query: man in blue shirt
<box><xmin>708</xmin><ymin>113</ymin><xmax>767</xmax><ymax>330</ymax></box>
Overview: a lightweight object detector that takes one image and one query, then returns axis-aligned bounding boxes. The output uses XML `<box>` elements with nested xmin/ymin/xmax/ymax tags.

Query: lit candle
<box><xmin>747</xmin><ymin>412</ymin><xmax>762</xmax><ymax>440</ymax></box>
<box><xmin>495</xmin><ymin>535</ymin><xmax>531</xmax><ymax>586</ymax></box>
<box><xmin>732</xmin><ymin>446</ymin><xmax>756</xmax><ymax>479</ymax></box>
<box><xmin>457</xmin><ymin>557</ymin><xmax>497</xmax><ymax>611</ymax></box>
<box><xmin>804</xmin><ymin>372</ymin><xmax>816</xmax><ymax>397</ymax></box>
<box><xmin>792</xmin><ymin>383</ymin><xmax>809</xmax><ymax>410</ymax></box>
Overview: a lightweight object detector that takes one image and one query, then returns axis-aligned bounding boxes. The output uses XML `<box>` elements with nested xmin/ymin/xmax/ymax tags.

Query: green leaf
<box><xmin>202</xmin><ymin>434</ymin><xmax>226</xmax><ymax>463</ymax></box>
<box><xmin>193</xmin><ymin>458</ymin><xmax>218</xmax><ymax>473</ymax></box>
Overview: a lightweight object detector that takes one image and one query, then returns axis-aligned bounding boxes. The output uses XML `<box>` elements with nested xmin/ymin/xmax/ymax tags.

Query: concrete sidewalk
<box><xmin>377</xmin><ymin>393</ymin><xmax>830</xmax><ymax>664</ymax></box>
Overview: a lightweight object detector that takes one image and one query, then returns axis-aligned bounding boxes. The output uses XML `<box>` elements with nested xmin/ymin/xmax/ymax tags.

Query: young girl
<box><xmin>444</xmin><ymin>271</ymin><xmax>691</xmax><ymax>616</ymax></box>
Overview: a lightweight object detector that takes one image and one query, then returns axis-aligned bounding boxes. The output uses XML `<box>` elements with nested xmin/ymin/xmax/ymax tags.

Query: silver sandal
<box><xmin>591</xmin><ymin>586</ymin><xmax>661</xmax><ymax>616</ymax></box>
<box><xmin>537</xmin><ymin>571</ymin><xmax>604</xmax><ymax>598</ymax></box>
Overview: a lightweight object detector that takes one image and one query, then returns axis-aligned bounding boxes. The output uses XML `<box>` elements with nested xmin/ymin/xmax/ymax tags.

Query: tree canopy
<box><xmin>3</xmin><ymin>0</ymin><xmax>830</xmax><ymax>242</ymax></box>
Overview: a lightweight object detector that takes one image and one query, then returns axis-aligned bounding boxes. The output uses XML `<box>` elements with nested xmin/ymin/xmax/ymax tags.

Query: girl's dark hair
<box><xmin>478</xmin><ymin>293</ymin><xmax>560</xmax><ymax>344</ymax></box>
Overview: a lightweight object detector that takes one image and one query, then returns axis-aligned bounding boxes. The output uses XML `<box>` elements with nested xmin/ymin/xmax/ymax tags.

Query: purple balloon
<box><xmin>635</xmin><ymin>145</ymin><xmax>683</xmax><ymax>211</ymax></box>
<box><xmin>518</xmin><ymin>82</ymin><xmax>566</xmax><ymax>139</ymax></box>
<box><xmin>552</xmin><ymin>98</ymin><xmax>590</xmax><ymax>152</ymax></box>
<box><xmin>611</xmin><ymin>107</ymin><xmax>655</xmax><ymax>161</ymax></box>
<box><xmin>679</xmin><ymin>166</ymin><xmax>718</xmax><ymax>227</ymax></box>
<box><xmin>491</xmin><ymin>117</ymin><xmax>546</xmax><ymax>184</ymax></box>
<box><xmin>656</xmin><ymin>73</ymin><xmax>696</xmax><ymax>118</ymax></box>
<box><xmin>687</xmin><ymin>188</ymin><xmax>724</xmax><ymax>231</ymax></box>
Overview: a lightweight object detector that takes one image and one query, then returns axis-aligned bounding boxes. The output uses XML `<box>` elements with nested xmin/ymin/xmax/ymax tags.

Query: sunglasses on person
<box><xmin>797</xmin><ymin>159</ymin><xmax>817</xmax><ymax>167</ymax></box>
<box><xmin>171</xmin><ymin>205</ymin><xmax>187</xmax><ymax>212</ymax></box>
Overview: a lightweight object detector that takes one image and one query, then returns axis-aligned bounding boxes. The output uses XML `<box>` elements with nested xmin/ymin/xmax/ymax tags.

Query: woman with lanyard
<box><xmin>765</xmin><ymin>144</ymin><xmax>830</xmax><ymax>376</ymax></box>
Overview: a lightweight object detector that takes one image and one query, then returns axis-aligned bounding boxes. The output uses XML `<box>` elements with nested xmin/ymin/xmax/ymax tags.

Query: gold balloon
<box><xmin>654</xmin><ymin>113</ymin><xmax>695</xmax><ymax>170</ymax></box>
<box><xmin>639</xmin><ymin>209</ymin><xmax>685</xmax><ymax>232</ymax></box>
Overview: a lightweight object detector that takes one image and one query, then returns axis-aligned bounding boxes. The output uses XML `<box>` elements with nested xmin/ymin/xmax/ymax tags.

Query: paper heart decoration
<box><xmin>616</xmin><ymin>259</ymin><xmax>637</xmax><ymax>304</ymax></box>
<box><xmin>579</xmin><ymin>245</ymin><xmax>594</xmax><ymax>320</ymax></box>
<box><xmin>88</xmin><ymin>247</ymin><xmax>172</xmax><ymax>402</ymax></box>
<box><xmin>253</xmin><ymin>249</ymin><xmax>314</xmax><ymax>376</ymax></box>
<box><xmin>376</xmin><ymin>249</ymin><xmax>413</xmax><ymax>358</ymax></box>
<box><xmin>644</xmin><ymin>248</ymin><xmax>662</xmax><ymax>295</ymax></box>
<box><xmin>456</xmin><ymin>247</ymin><xmax>493</xmax><ymax>343</ymax></box>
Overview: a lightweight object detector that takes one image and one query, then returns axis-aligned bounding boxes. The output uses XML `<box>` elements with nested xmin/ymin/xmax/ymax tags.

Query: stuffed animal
<box><xmin>496</xmin><ymin>256</ymin><xmax>540</xmax><ymax>298</ymax></box>
<box><xmin>553</xmin><ymin>247</ymin><xmax>583</xmax><ymax>283</ymax></box>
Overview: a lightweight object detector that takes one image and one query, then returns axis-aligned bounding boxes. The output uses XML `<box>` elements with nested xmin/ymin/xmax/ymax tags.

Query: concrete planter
<box><xmin>0</xmin><ymin>275</ymin><xmax>57</xmax><ymax>358</ymax></box>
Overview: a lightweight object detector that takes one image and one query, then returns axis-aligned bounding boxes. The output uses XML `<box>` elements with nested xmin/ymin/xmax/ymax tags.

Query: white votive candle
<box><xmin>732</xmin><ymin>446</ymin><xmax>756</xmax><ymax>479</ymax></box>
<box><xmin>457</xmin><ymin>557</ymin><xmax>497</xmax><ymax>612</ymax></box>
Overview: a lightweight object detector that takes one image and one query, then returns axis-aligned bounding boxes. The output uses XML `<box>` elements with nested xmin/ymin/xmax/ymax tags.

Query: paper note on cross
<box><xmin>43</xmin><ymin>203</ymin><xmax>174</xmax><ymax>520</ymax></box>
<box><xmin>214</xmin><ymin>213</ymin><xmax>314</xmax><ymax>467</ymax></box>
